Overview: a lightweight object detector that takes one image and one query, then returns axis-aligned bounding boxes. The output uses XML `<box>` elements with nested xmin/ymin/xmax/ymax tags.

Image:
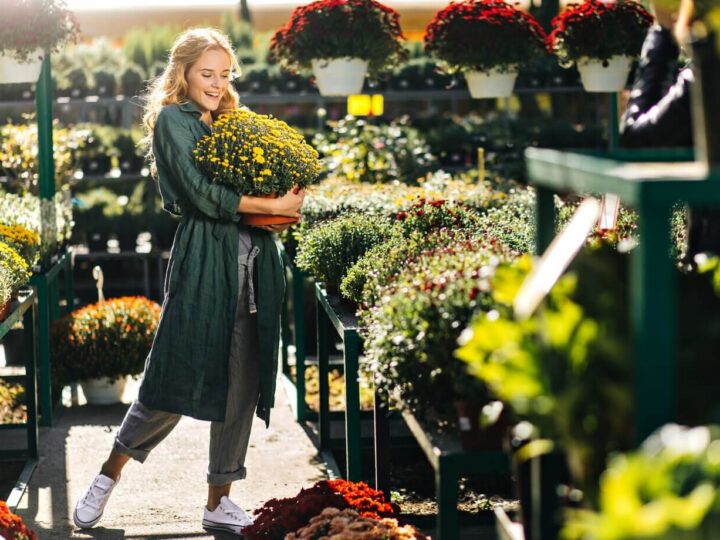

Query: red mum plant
<box><xmin>269</xmin><ymin>0</ymin><xmax>408</xmax><ymax>75</ymax></box>
<box><xmin>244</xmin><ymin>479</ymin><xmax>397</xmax><ymax>539</ymax></box>
<box><xmin>0</xmin><ymin>500</ymin><xmax>38</xmax><ymax>540</ymax></box>
<box><xmin>547</xmin><ymin>0</ymin><xmax>653</xmax><ymax>67</ymax></box>
<box><xmin>395</xmin><ymin>199</ymin><xmax>482</xmax><ymax>235</ymax></box>
<box><xmin>424</xmin><ymin>0</ymin><xmax>547</xmax><ymax>74</ymax></box>
<box><xmin>0</xmin><ymin>0</ymin><xmax>80</xmax><ymax>63</ymax></box>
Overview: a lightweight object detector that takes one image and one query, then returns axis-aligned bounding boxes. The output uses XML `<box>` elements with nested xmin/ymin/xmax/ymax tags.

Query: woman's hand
<box><xmin>271</xmin><ymin>188</ymin><xmax>305</xmax><ymax>218</ymax></box>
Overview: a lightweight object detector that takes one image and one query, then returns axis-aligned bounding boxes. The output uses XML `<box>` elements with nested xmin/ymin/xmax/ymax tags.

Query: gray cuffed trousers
<box><xmin>113</xmin><ymin>232</ymin><xmax>260</xmax><ymax>486</ymax></box>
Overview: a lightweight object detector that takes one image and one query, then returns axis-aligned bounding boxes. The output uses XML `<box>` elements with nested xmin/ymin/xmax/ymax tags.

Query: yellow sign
<box><xmin>347</xmin><ymin>94</ymin><xmax>384</xmax><ymax>117</ymax></box>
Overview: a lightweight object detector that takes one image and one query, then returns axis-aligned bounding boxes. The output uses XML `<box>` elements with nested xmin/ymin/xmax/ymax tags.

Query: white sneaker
<box><xmin>202</xmin><ymin>496</ymin><xmax>253</xmax><ymax>535</ymax></box>
<box><xmin>73</xmin><ymin>473</ymin><xmax>119</xmax><ymax>529</ymax></box>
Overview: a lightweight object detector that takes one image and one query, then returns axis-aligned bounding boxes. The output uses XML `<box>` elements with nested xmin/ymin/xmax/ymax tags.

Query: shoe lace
<box><xmin>82</xmin><ymin>480</ymin><xmax>110</xmax><ymax>510</ymax></box>
<box><xmin>222</xmin><ymin>500</ymin><xmax>252</xmax><ymax>524</ymax></box>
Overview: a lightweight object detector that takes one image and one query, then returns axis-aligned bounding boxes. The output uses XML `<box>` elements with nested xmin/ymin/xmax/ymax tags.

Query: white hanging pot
<box><xmin>0</xmin><ymin>49</ymin><xmax>44</xmax><ymax>85</ymax></box>
<box><xmin>81</xmin><ymin>376</ymin><xmax>128</xmax><ymax>405</ymax></box>
<box><xmin>576</xmin><ymin>55</ymin><xmax>632</xmax><ymax>93</ymax></box>
<box><xmin>465</xmin><ymin>69</ymin><xmax>518</xmax><ymax>99</ymax></box>
<box><xmin>311</xmin><ymin>58</ymin><xmax>368</xmax><ymax>97</ymax></box>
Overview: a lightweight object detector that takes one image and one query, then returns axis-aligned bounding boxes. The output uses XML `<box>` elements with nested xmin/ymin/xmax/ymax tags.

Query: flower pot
<box><xmin>0</xmin><ymin>50</ymin><xmax>43</xmax><ymax>85</ymax></box>
<box><xmin>0</xmin><ymin>300</ymin><xmax>10</xmax><ymax>322</ymax></box>
<box><xmin>576</xmin><ymin>55</ymin><xmax>632</xmax><ymax>93</ymax></box>
<box><xmin>465</xmin><ymin>69</ymin><xmax>518</xmax><ymax>99</ymax></box>
<box><xmin>242</xmin><ymin>193</ymin><xmax>300</xmax><ymax>226</ymax></box>
<box><xmin>80</xmin><ymin>376</ymin><xmax>128</xmax><ymax>405</ymax></box>
<box><xmin>311</xmin><ymin>58</ymin><xmax>368</xmax><ymax>97</ymax></box>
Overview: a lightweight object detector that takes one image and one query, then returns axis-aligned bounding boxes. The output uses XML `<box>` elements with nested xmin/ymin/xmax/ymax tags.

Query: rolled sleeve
<box><xmin>154</xmin><ymin>109</ymin><xmax>242</xmax><ymax>222</ymax></box>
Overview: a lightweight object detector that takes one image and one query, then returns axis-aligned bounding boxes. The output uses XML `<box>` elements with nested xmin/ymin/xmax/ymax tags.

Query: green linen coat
<box><xmin>138</xmin><ymin>101</ymin><xmax>285</xmax><ymax>426</ymax></box>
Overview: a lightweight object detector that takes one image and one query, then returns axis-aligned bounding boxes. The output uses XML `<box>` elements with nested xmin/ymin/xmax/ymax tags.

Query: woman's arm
<box><xmin>154</xmin><ymin>110</ymin><xmax>242</xmax><ymax>221</ymax></box>
<box><xmin>620</xmin><ymin>25</ymin><xmax>693</xmax><ymax>148</ymax></box>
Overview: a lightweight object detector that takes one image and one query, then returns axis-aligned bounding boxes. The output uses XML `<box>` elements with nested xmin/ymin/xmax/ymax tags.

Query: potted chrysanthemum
<box><xmin>269</xmin><ymin>0</ymin><xmax>408</xmax><ymax>96</ymax></box>
<box><xmin>51</xmin><ymin>297</ymin><xmax>161</xmax><ymax>405</ymax></box>
<box><xmin>424</xmin><ymin>0</ymin><xmax>547</xmax><ymax>99</ymax></box>
<box><xmin>0</xmin><ymin>0</ymin><xmax>80</xmax><ymax>85</ymax></box>
<box><xmin>547</xmin><ymin>0</ymin><xmax>653</xmax><ymax>93</ymax></box>
<box><xmin>194</xmin><ymin>108</ymin><xmax>322</xmax><ymax>226</ymax></box>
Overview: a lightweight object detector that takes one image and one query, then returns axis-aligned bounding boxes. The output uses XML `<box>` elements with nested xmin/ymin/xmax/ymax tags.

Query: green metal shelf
<box><xmin>526</xmin><ymin>147</ymin><xmax>720</xmax><ymax>444</ymax></box>
<box><xmin>0</xmin><ymin>289</ymin><xmax>39</xmax><ymax>512</ymax></box>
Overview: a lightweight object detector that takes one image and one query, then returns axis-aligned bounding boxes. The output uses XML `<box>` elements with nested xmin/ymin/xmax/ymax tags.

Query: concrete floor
<box><xmin>14</xmin><ymin>379</ymin><xmax>330</xmax><ymax>539</ymax></box>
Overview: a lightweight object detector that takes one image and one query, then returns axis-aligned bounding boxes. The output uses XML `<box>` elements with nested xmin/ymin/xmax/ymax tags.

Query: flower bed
<box><xmin>244</xmin><ymin>479</ymin><xmax>397</xmax><ymax>539</ymax></box>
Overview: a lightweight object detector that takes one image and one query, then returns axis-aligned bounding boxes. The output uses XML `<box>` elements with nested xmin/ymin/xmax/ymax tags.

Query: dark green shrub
<box><xmin>121</xmin><ymin>64</ymin><xmax>145</xmax><ymax>97</ymax></box>
<box><xmin>295</xmin><ymin>213</ymin><xmax>393</xmax><ymax>293</ymax></box>
<box><xmin>93</xmin><ymin>70</ymin><xmax>117</xmax><ymax>96</ymax></box>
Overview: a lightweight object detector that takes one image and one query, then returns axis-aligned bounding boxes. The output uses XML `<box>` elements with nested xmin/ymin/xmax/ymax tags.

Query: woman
<box><xmin>621</xmin><ymin>0</ymin><xmax>720</xmax><ymax>256</ymax></box>
<box><xmin>72</xmin><ymin>28</ymin><xmax>305</xmax><ymax>535</ymax></box>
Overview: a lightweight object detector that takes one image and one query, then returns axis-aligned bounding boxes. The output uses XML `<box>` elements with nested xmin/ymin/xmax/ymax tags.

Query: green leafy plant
<box><xmin>547</xmin><ymin>0</ymin><xmax>653</xmax><ymax>67</ymax></box>
<box><xmin>456</xmin><ymin>247</ymin><xmax>633</xmax><ymax>498</ymax></box>
<box><xmin>269</xmin><ymin>0</ymin><xmax>408</xmax><ymax>75</ymax></box>
<box><xmin>0</xmin><ymin>0</ymin><xmax>79</xmax><ymax>63</ymax></box>
<box><xmin>51</xmin><ymin>296</ymin><xmax>161</xmax><ymax>385</ymax></box>
<box><xmin>424</xmin><ymin>0</ymin><xmax>547</xmax><ymax>74</ymax></box>
<box><xmin>340</xmin><ymin>200</ymin><xmax>485</xmax><ymax>305</ymax></box>
<box><xmin>563</xmin><ymin>424</ymin><xmax>720</xmax><ymax>540</ymax></box>
<box><xmin>312</xmin><ymin>116</ymin><xmax>436</xmax><ymax>185</ymax></box>
<box><xmin>363</xmin><ymin>242</ymin><xmax>508</xmax><ymax>421</ymax></box>
<box><xmin>295</xmin><ymin>213</ymin><xmax>393</xmax><ymax>292</ymax></box>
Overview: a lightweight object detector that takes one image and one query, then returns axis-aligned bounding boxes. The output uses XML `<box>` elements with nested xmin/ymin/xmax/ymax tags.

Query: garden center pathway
<box><xmin>14</xmin><ymin>378</ymin><xmax>330</xmax><ymax>539</ymax></box>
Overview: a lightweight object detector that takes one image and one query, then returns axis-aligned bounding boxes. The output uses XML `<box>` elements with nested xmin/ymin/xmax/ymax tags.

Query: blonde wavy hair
<box><xmin>140</xmin><ymin>27</ymin><xmax>242</xmax><ymax>176</ymax></box>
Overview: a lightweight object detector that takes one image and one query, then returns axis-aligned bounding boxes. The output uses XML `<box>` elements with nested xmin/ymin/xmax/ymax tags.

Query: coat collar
<box><xmin>178</xmin><ymin>100</ymin><xmax>202</xmax><ymax>116</ymax></box>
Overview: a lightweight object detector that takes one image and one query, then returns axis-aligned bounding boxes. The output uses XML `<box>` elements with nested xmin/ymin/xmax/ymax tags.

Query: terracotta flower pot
<box><xmin>0</xmin><ymin>300</ymin><xmax>10</xmax><ymax>322</ymax></box>
<box><xmin>242</xmin><ymin>193</ymin><xmax>300</xmax><ymax>226</ymax></box>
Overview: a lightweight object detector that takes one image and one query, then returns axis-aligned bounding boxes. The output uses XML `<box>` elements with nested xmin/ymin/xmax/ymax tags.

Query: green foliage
<box><xmin>0</xmin><ymin>241</ymin><xmax>30</xmax><ymax>296</ymax></box>
<box><xmin>340</xmin><ymin>200</ymin><xmax>485</xmax><ymax>305</ymax></box>
<box><xmin>475</xmin><ymin>187</ymin><xmax>536</xmax><ymax>254</ymax></box>
<box><xmin>456</xmin><ymin>247</ymin><xmax>633</xmax><ymax>496</ymax></box>
<box><xmin>51</xmin><ymin>296</ymin><xmax>161</xmax><ymax>384</ymax></box>
<box><xmin>563</xmin><ymin>424</ymin><xmax>720</xmax><ymax>540</ymax></box>
<box><xmin>362</xmin><ymin>242</ymin><xmax>509</xmax><ymax>421</ymax></box>
<box><xmin>120</xmin><ymin>64</ymin><xmax>146</xmax><ymax>97</ymax></box>
<box><xmin>312</xmin><ymin>116</ymin><xmax>437</xmax><ymax>185</ymax></box>
<box><xmin>122</xmin><ymin>25</ymin><xmax>178</xmax><ymax>77</ymax></box>
<box><xmin>295</xmin><ymin>213</ymin><xmax>393</xmax><ymax>292</ymax></box>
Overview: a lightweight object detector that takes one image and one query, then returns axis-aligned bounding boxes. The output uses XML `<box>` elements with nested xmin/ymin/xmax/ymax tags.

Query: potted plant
<box><xmin>563</xmin><ymin>424</ymin><xmax>720</xmax><ymax>540</ymax></box>
<box><xmin>194</xmin><ymin>107</ymin><xmax>322</xmax><ymax>226</ymax></box>
<box><xmin>0</xmin><ymin>240</ymin><xmax>31</xmax><ymax>320</ymax></box>
<box><xmin>0</xmin><ymin>501</ymin><xmax>38</xmax><ymax>540</ymax></box>
<box><xmin>424</xmin><ymin>0</ymin><xmax>547</xmax><ymax>99</ymax></box>
<box><xmin>0</xmin><ymin>0</ymin><xmax>79</xmax><ymax>85</ymax></box>
<box><xmin>269</xmin><ymin>0</ymin><xmax>408</xmax><ymax>96</ymax></box>
<box><xmin>50</xmin><ymin>296</ymin><xmax>161</xmax><ymax>405</ymax></box>
<box><xmin>547</xmin><ymin>0</ymin><xmax>653</xmax><ymax>93</ymax></box>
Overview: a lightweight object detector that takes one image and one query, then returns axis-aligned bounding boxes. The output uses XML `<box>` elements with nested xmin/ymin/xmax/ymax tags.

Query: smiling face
<box><xmin>185</xmin><ymin>47</ymin><xmax>232</xmax><ymax>115</ymax></box>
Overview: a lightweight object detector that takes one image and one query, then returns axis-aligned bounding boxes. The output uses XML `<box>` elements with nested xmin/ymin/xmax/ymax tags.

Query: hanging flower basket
<box><xmin>311</xmin><ymin>58</ymin><xmax>369</xmax><ymax>97</ymax></box>
<box><xmin>547</xmin><ymin>0</ymin><xmax>652</xmax><ymax>92</ymax></box>
<box><xmin>465</xmin><ymin>69</ymin><xmax>518</xmax><ymax>99</ymax></box>
<box><xmin>0</xmin><ymin>49</ymin><xmax>44</xmax><ymax>85</ymax></box>
<box><xmin>81</xmin><ymin>376</ymin><xmax>127</xmax><ymax>405</ymax></box>
<box><xmin>576</xmin><ymin>55</ymin><xmax>633</xmax><ymax>93</ymax></box>
<box><xmin>0</xmin><ymin>0</ymin><xmax>79</xmax><ymax>86</ymax></box>
<box><xmin>270</xmin><ymin>0</ymin><xmax>407</xmax><ymax>96</ymax></box>
<box><xmin>424</xmin><ymin>0</ymin><xmax>546</xmax><ymax>99</ymax></box>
